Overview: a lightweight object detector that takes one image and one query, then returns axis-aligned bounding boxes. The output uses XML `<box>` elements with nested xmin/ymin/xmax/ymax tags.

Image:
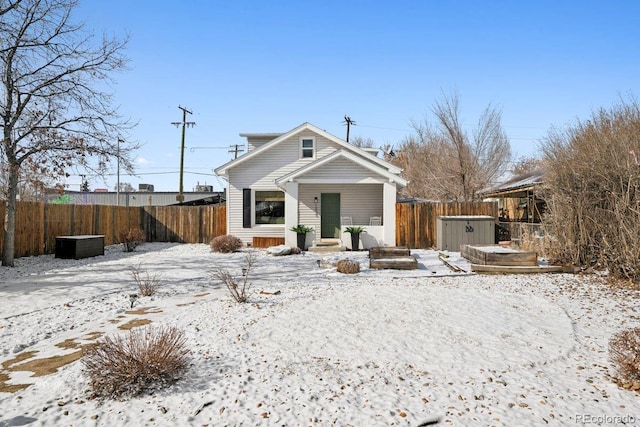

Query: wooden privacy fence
<box><xmin>0</xmin><ymin>202</ymin><xmax>226</xmax><ymax>258</ymax></box>
<box><xmin>1</xmin><ymin>200</ymin><xmax>493</xmax><ymax>258</ymax></box>
<box><xmin>396</xmin><ymin>201</ymin><xmax>498</xmax><ymax>249</ymax></box>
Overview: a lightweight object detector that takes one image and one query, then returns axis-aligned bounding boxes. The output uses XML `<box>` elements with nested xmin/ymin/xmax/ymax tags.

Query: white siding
<box><xmin>247</xmin><ymin>137</ymin><xmax>275</xmax><ymax>152</ymax></box>
<box><xmin>298</xmin><ymin>184</ymin><xmax>383</xmax><ymax>232</ymax></box>
<box><xmin>227</xmin><ymin>131</ymin><xmax>345</xmax><ymax>244</ymax></box>
<box><xmin>300</xmin><ymin>157</ymin><xmax>384</xmax><ymax>183</ymax></box>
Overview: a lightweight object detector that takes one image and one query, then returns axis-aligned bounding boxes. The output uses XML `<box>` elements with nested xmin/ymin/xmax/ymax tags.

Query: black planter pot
<box><xmin>350</xmin><ymin>233</ymin><xmax>360</xmax><ymax>251</ymax></box>
<box><xmin>296</xmin><ymin>233</ymin><xmax>307</xmax><ymax>251</ymax></box>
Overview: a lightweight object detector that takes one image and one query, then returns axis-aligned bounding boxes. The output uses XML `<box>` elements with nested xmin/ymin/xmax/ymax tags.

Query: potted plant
<box><xmin>345</xmin><ymin>226</ymin><xmax>366</xmax><ymax>251</ymax></box>
<box><xmin>290</xmin><ymin>224</ymin><xmax>313</xmax><ymax>251</ymax></box>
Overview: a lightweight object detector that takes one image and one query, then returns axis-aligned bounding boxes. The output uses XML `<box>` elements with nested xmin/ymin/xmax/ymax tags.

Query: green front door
<box><xmin>321</xmin><ymin>193</ymin><xmax>341</xmax><ymax>238</ymax></box>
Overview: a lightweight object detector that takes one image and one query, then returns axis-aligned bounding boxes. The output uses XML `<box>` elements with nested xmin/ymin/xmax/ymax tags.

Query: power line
<box><xmin>98</xmin><ymin>170</ymin><xmax>218</xmax><ymax>177</ymax></box>
<box><xmin>189</xmin><ymin>146</ymin><xmax>228</xmax><ymax>152</ymax></box>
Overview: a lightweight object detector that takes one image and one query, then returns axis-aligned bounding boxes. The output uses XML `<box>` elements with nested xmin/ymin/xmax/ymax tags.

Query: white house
<box><xmin>214</xmin><ymin>122</ymin><xmax>407</xmax><ymax>250</ymax></box>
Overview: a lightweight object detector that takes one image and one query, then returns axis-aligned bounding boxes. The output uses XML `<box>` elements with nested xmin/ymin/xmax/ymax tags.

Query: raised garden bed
<box><xmin>461</xmin><ymin>244</ymin><xmax>537</xmax><ymax>266</ymax></box>
<box><xmin>369</xmin><ymin>246</ymin><xmax>417</xmax><ymax>270</ymax></box>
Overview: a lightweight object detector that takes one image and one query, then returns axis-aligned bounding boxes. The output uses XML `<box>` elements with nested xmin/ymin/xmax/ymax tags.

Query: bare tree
<box><xmin>393</xmin><ymin>91</ymin><xmax>512</xmax><ymax>201</ymax></box>
<box><xmin>511</xmin><ymin>155</ymin><xmax>543</xmax><ymax>176</ymax></box>
<box><xmin>114</xmin><ymin>182</ymin><xmax>136</xmax><ymax>192</ymax></box>
<box><xmin>0</xmin><ymin>155</ymin><xmax>60</xmax><ymax>201</ymax></box>
<box><xmin>349</xmin><ymin>136</ymin><xmax>375</xmax><ymax>148</ymax></box>
<box><xmin>1</xmin><ymin>0</ymin><xmax>136</xmax><ymax>266</ymax></box>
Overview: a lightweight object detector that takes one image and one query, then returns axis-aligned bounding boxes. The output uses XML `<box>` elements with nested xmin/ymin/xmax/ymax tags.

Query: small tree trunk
<box><xmin>2</xmin><ymin>165</ymin><xmax>19</xmax><ymax>267</ymax></box>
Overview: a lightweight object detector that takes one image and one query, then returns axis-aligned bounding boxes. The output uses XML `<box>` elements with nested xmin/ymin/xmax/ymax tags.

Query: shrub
<box><xmin>212</xmin><ymin>252</ymin><xmax>256</xmax><ymax>303</ymax></box>
<box><xmin>210</xmin><ymin>235</ymin><xmax>243</xmax><ymax>253</ymax></box>
<box><xmin>609</xmin><ymin>327</ymin><xmax>640</xmax><ymax>390</ymax></box>
<box><xmin>119</xmin><ymin>227</ymin><xmax>146</xmax><ymax>252</ymax></box>
<box><xmin>131</xmin><ymin>264</ymin><xmax>161</xmax><ymax>297</ymax></box>
<box><xmin>540</xmin><ymin>97</ymin><xmax>640</xmax><ymax>281</ymax></box>
<box><xmin>82</xmin><ymin>326</ymin><xmax>190</xmax><ymax>399</ymax></box>
<box><xmin>337</xmin><ymin>259</ymin><xmax>360</xmax><ymax>274</ymax></box>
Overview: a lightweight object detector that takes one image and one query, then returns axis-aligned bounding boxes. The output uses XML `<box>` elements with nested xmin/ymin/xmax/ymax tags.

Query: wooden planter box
<box><xmin>461</xmin><ymin>244</ymin><xmax>537</xmax><ymax>266</ymax></box>
<box><xmin>55</xmin><ymin>235</ymin><xmax>105</xmax><ymax>259</ymax></box>
<box><xmin>369</xmin><ymin>246</ymin><xmax>417</xmax><ymax>270</ymax></box>
<box><xmin>369</xmin><ymin>247</ymin><xmax>411</xmax><ymax>258</ymax></box>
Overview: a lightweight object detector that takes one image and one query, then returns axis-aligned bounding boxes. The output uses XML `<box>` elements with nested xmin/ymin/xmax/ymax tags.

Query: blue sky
<box><xmin>75</xmin><ymin>0</ymin><xmax>640</xmax><ymax>192</ymax></box>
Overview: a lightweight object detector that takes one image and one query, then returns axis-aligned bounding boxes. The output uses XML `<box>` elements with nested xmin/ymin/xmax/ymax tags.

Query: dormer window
<box><xmin>301</xmin><ymin>137</ymin><xmax>315</xmax><ymax>158</ymax></box>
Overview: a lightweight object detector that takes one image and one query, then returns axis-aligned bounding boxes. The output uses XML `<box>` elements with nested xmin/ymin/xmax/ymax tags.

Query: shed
<box><xmin>436</xmin><ymin>215</ymin><xmax>495</xmax><ymax>251</ymax></box>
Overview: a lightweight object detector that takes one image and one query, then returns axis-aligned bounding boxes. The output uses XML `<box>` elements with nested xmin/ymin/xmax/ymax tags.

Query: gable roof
<box><xmin>214</xmin><ymin>122</ymin><xmax>402</xmax><ymax>176</ymax></box>
<box><xmin>274</xmin><ymin>149</ymin><xmax>407</xmax><ymax>187</ymax></box>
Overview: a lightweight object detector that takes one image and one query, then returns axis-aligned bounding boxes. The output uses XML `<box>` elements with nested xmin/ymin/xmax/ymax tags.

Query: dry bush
<box><xmin>131</xmin><ymin>264</ymin><xmax>161</xmax><ymax>297</ymax></box>
<box><xmin>337</xmin><ymin>259</ymin><xmax>360</xmax><ymax>274</ymax></box>
<box><xmin>82</xmin><ymin>326</ymin><xmax>190</xmax><ymax>399</ymax></box>
<box><xmin>212</xmin><ymin>252</ymin><xmax>256</xmax><ymax>303</ymax></box>
<box><xmin>609</xmin><ymin>327</ymin><xmax>640</xmax><ymax>390</ymax></box>
<box><xmin>541</xmin><ymin>97</ymin><xmax>640</xmax><ymax>281</ymax></box>
<box><xmin>119</xmin><ymin>227</ymin><xmax>146</xmax><ymax>252</ymax></box>
<box><xmin>210</xmin><ymin>235</ymin><xmax>243</xmax><ymax>253</ymax></box>
<box><xmin>517</xmin><ymin>225</ymin><xmax>554</xmax><ymax>260</ymax></box>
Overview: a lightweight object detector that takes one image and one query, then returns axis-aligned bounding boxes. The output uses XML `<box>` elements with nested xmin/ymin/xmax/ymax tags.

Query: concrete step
<box><xmin>308</xmin><ymin>244</ymin><xmax>346</xmax><ymax>253</ymax></box>
<box><xmin>315</xmin><ymin>239</ymin><xmax>341</xmax><ymax>247</ymax></box>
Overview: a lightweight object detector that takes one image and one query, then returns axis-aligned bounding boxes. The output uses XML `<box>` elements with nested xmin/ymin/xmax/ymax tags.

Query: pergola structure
<box><xmin>480</xmin><ymin>170</ymin><xmax>545</xmax><ymax>242</ymax></box>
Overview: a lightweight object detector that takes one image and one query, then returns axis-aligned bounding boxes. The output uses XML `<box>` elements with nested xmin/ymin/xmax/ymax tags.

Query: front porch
<box><xmin>306</xmin><ymin>224</ymin><xmax>385</xmax><ymax>252</ymax></box>
<box><xmin>281</xmin><ymin>182</ymin><xmax>397</xmax><ymax>250</ymax></box>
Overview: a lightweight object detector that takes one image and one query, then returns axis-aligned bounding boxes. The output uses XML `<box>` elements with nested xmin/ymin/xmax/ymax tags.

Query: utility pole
<box><xmin>342</xmin><ymin>115</ymin><xmax>356</xmax><ymax>142</ymax></box>
<box><xmin>228</xmin><ymin>144</ymin><xmax>244</xmax><ymax>159</ymax></box>
<box><xmin>171</xmin><ymin>106</ymin><xmax>196</xmax><ymax>202</ymax></box>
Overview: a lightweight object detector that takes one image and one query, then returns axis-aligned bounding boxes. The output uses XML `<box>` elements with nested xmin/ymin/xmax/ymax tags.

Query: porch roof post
<box><xmin>383</xmin><ymin>182</ymin><xmax>397</xmax><ymax>246</ymax></box>
<box><xmin>283</xmin><ymin>182</ymin><xmax>299</xmax><ymax>247</ymax></box>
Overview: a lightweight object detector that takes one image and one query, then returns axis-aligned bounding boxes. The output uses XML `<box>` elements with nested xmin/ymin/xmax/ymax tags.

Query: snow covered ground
<box><xmin>0</xmin><ymin>243</ymin><xmax>638</xmax><ymax>426</ymax></box>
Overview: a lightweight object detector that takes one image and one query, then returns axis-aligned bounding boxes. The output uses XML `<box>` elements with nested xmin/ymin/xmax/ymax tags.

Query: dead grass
<box><xmin>0</xmin><ymin>371</ymin><xmax>30</xmax><ymax>393</ymax></box>
<box><xmin>118</xmin><ymin>318</ymin><xmax>153</xmax><ymax>330</ymax></box>
<box><xmin>10</xmin><ymin>350</ymin><xmax>84</xmax><ymax>377</ymax></box>
<box><xmin>2</xmin><ymin>351</ymin><xmax>38</xmax><ymax>369</ymax></box>
<box><xmin>55</xmin><ymin>332</ymin><xmax>103</xmax><ymax>350</ymax></box>
<box><xmin>125</xmin><ymin>307</ymin><xmax>162</xmax><ymax>315</ymax></box>
<box><xmin>0</xmin><ymin>347</ymin><xmax>91</xmax><ymax>393</ymax></box>
<box><xmin>176</xmin><ymin>301</ymin><xmax>197</xmax><ymax>307</ymax></box>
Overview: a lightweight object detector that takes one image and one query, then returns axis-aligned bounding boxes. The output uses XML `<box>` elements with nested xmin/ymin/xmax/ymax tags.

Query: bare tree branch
<box><xmin>392</xmin><ymin>91</ymin><xmax>512</xmax><ymax>201</ymax></box>
<box><xmin>1</xmin><ymin>0</ymin><xmax>136</xmax><ymax>266</ymax></box>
